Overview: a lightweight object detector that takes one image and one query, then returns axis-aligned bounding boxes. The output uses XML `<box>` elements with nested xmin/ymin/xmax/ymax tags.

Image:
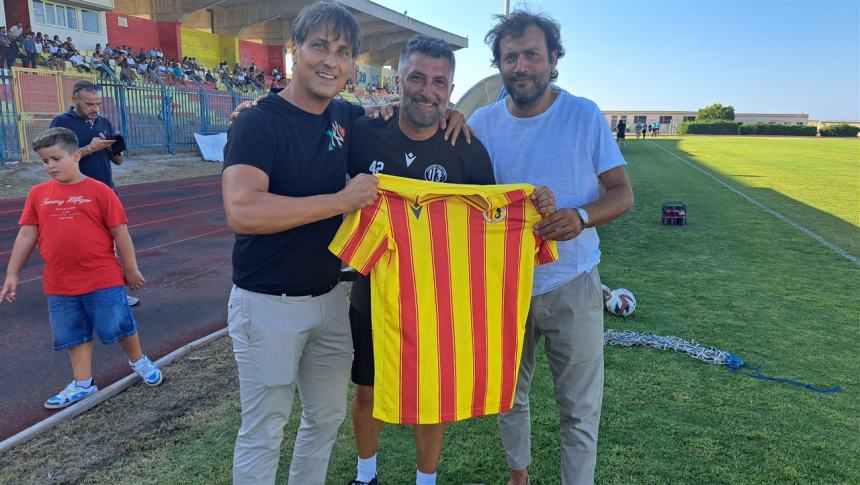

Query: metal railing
<box><xmin>0</xmin><ymin>67</ymin><xmax>261</xmax><ymax>164</ymax></box>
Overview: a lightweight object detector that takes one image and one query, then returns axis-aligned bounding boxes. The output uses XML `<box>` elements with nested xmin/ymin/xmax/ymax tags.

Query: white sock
<box><xmin>416</xmin><ymin>469</ymin><xmax>436</xmax><ymax>485</ymax></box>
<box><xmin>356</xmin><ymin>454</ymin><xmax>377</xmax><ymax>482</ymax></box>
<box><xmin>75</xmin><ymin>378</ymin><xmax>93</xmax><ymax>388</ymax></box>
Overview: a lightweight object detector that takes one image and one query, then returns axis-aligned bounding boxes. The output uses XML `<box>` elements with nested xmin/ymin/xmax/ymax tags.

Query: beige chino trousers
<box><xmin>498</xmin><ymin>268</ymin><xmax>605</xmax><ymax>485</ymax></box>
<box><xmin>228</xmin><ymin>284</ymin><xmax>352</xmax><ymax>484</ymax></box>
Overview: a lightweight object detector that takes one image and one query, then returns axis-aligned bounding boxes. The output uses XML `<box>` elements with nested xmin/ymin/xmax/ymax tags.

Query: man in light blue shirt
<box><xmin>470</xmin><ymin>10</ymin><xmax>634</xmax><ymax>485</ymax></box>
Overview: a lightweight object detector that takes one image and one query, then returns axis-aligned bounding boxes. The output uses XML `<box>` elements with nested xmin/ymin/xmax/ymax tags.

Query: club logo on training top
<box><xmin>326</xmin><ymin>121</ymin><xmax>346</xmax><ymax>151</ymax></box>
<box><xmin>482</xmin><ymin>207</ymin><xmax>507</xmax><ymax>224</ymax></box>
<box><xmin>424</xmin><ymin>164</ymin><xmax>447</xmax><ymax>182</ymax></box>
<box><xmin>405</xmin><ymin>152</ymin><xmax>416</xmax><ymax>167</ymax></box>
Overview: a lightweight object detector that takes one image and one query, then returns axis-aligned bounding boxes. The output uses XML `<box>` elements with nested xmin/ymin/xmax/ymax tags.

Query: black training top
<box><xmin>347</xmin><ymin>112</ymin><xmax>496</xmax><ymax>314</ymax></box>
<box><xmin>51</xmin><ymin>108</ymin><xmax>116</xmax><ymax>187</ymax></box>
<box><xmin>223</xmin><ymin>94</ymin><xmax>364</xmax><ymax>295</ymax></box>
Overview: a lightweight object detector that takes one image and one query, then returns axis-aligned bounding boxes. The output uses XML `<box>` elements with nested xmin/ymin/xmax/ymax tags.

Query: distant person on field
<box><xmin>0</xmin><ymin>127</ymin><xmax>162</xmax><ymax>410</ymax></box>
<box><xmin>641</xmin><ymin>121</ymin><xmax>647</xmax><ymax>139</ymax></box>
<box><xmin>50</xmin><ymin>81</ymin><xmax>139</xmax><ymax>307</ymax></box>
<box><xmin>653</xmin><ymin>121</ymin><xmax>660</xmax><ymax>137</ymax></box>
<box><xmin>616</xmin><ymin>118</ymin><xmax>626</xmax><ymax>147</ymax></box>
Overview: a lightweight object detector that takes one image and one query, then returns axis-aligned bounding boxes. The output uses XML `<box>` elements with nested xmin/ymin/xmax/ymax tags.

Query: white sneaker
<box><xmin>45</xmin><ymin>381</ymin><xmax>98</xmax><ymax>409</ymax></box>
<box><xmin>130</xmin><ymin>355</ymin><xmax>163</xmax><ymax>386</ymax></box>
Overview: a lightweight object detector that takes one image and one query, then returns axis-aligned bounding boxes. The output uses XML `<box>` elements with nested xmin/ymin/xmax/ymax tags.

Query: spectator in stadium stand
<box><xmin>35</xmin><ymin>34</ymin><xmax>43</xmax><ymax>55</ymax></box>
<box><xmin>103</xmin><ymin>43</ymin><xmax>113</xmax><ymax>56</ymax></box>
<box><xmin>65</xmin><ymin>37</ymin><xmax>75</xmax><ymax>52</ymax></box>
<box><xmin>0</xmin><ymin>27</ymin><xmax>11</xmax><ymax>69</ymax></box>
<box><xmin>120</xmin><ymin>61</ymin><xmax>138</xmax><ymax>83</ymax></box>
<box><xmin>21</xmin><ymin>33</ymin><xmax>37</xmax><ymax>68</ymax></box>
<box><xmin>169</xmin><ymin>62</ymin><xmax>185</xmax><ymax>84</ymax></box>
<box><xmin>69</xmin><ymin>51</ymin><xmax>91</xmax><ymax>73</ymax></box>
<box><xmin>204</xmin><ymin>69</ymin><xmax>216</xmax><ymax>84</ymax></box>
<box><xmin>37</xmin><ymin>45</ymin><xmax>51</xmax><ymax>67</ymax></box>
<box><xmin>126</xmin><ymin>54</ymin><xmax>136</xmax><ymax>68</ymax></box>
<box><xmin>9</xmin><ymin>22</ymin><xmax>23</xmax><ymax>39</ymax></box>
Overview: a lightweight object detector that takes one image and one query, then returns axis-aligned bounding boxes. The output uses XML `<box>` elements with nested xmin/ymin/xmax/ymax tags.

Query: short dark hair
<box><xmin>291</xmin><ymin>1</ymin><xmax>361</xmax><ymax>59</ymax></box>
<box><xmin>32</xmin><ymin>127</ymin><xmax>79</xmax><ymax>154</ymax></box>
<box><xmin>398</xmin><ymin>35</ymin><xmax>456</xmax><ymax>78</ymax></box>
<box><xmin>484</xmin><ymin>10</ymin><xmax>565</xmax><ymax>82</ymax></box>
<box><xmin>72</xmin><ymin>80</ymin><xmax>99</xmax><ymax>95</ymax></box>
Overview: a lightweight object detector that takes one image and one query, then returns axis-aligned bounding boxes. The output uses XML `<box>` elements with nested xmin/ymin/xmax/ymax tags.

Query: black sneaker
<box><xmin>348</xmin><ymin>476</ymin><xmax>378</xmax><ymax>485</ymax></box>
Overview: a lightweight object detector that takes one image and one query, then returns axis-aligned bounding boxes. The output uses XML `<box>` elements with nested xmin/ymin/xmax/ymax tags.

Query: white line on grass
<box><xmin>648</xmin><ymin>140</ymin><xmax>860</xmax><ymax>266</ymax></box>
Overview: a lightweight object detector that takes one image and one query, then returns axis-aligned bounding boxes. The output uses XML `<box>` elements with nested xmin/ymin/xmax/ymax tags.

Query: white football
<box><xmin>606</xmin><ymin>288</ymin><xmax>636</xmax><ymax>316</ymax></box>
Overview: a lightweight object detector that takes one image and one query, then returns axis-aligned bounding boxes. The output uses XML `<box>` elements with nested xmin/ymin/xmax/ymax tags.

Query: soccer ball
<box><xmin>601</xmin><ymin>284</ymin><xmax>612</xmax><ymax>303</ymax></box>
<box><xmin>605</xmin><ymin>288</ymin><xmax>636</xmax><ymax>316</ymax></box>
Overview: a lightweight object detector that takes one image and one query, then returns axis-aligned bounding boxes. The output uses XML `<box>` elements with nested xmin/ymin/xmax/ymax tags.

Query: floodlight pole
<box><xmin>504</xmin><ymin>0</ymin><xmax>510</xmax><ymax>15</ymax></box>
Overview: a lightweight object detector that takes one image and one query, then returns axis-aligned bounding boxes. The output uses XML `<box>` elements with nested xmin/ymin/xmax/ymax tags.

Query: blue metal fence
<box><xmin>0</xmin><ymin>69</ymin><xmax>261</xmax><ymax>163</ymax></box>
<box><xmin>0</xmin><ymin>73</ymin><xmax>20</xmax><ymax>164</ymax></box>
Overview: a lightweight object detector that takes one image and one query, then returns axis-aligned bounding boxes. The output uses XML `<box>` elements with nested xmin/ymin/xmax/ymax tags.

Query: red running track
<box><xmin>0</xmin><ymin>175</ymin><xmax>233</xmax><ymax>441</ymax></box>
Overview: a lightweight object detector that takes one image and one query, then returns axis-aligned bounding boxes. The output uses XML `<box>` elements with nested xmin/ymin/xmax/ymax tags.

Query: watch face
<box><xmin>577</xmin><ymin>208</ymin><xmax>589</xmax><ymax>226</ymax></box>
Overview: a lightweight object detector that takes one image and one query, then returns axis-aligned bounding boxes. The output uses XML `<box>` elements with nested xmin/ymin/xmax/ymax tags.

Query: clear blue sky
<box><xmin>373</xmin><ymin>0</ymin><xmax>860</xmax><ymax>121</ymax></box>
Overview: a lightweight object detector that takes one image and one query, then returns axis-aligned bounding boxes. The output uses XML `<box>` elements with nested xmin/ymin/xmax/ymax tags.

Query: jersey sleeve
<box><xmin>329</xmin><ymin>195</ymin><xmax>390</xmax><ymax>276</ymax></box>
<box><xmin>534</xmin><ymin>234</ymin><xmax>558</xmax><ymax>266</ymax></box>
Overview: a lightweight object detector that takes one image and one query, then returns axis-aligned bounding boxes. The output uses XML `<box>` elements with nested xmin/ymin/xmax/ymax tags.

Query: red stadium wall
<box><xmin>157</xmin><ymin>22</ymin><xmax>182</xmax><ymax>60</ymax></box>
<box><xmin>267</xmin><ymin>45</ymin><xmax>285</xmax><ymax>73</ymax></box>
<box><xmin>106</xmin><ymin>13</ymin><xmax>160</xmax><ymax>53</ymax></box>
<box><xmin>238</xmin><ymin>40</ymin><xmax>269</xmax><ymax>72</ymax></box>
<box><xmin>4</xmin><ymin>0</ymin><xmax>31</xmax><ymax>30</ymax></box>
<box><xmin>106</xmin><ymin>14</ymin><xmax>182</xmax><ymax>61</ymax></box>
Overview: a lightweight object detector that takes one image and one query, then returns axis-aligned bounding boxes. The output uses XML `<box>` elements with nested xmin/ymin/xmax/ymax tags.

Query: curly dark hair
<box><xmin>484</xmin><ymin>10</ymin><xmax>564</xmax><ymax>82</ymax></box>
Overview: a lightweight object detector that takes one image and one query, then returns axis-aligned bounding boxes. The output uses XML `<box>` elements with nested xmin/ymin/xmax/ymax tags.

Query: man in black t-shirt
<box><xmin>221</xmin><ymin>4</ymin><xmax>379</xmax><ymax>484</ymax></box>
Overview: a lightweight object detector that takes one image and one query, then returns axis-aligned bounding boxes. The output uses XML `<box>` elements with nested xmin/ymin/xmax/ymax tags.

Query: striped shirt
<box><xmin>330</xmin><ymin>174</ymin><xmax>557</xmax><ymax>424</ymax></box>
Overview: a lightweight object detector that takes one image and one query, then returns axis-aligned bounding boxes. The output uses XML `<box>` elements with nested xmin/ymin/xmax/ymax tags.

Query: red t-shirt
<box><xmin>19</xmin><ymin>178</ymin><xmax>128</xmax><ymax>295</ymax></box>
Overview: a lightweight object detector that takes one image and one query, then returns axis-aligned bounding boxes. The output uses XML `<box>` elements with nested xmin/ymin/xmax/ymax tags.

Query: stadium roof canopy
<box><xmin>115</xmin><ymin>0</ymin><xmax>468</xmax><ymax>65</ymax></box>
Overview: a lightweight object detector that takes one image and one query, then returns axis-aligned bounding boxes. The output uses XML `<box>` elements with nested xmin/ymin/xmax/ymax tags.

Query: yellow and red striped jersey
<box><xmin>330</xmin><ymin>174</ymin><xmax>558</xmax><ymax>425</ymax></box>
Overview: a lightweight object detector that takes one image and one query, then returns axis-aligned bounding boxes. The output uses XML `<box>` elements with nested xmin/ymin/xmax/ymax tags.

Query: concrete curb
<box><xmin>0</xmin><ymin>327</ymin><xmax>228</xmax><ymax>454</ymax></box>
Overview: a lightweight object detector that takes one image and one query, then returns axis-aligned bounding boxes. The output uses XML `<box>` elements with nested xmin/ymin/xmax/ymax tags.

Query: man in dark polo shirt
<box><xmin>51</xmin><ymin>81</ymin><xmax>138</xmax><ymax>306</ymax></box>
<box><xmin>50</xmin><ymin>81</ymin><xmax>123</xmax><ymax>188</ymax></box>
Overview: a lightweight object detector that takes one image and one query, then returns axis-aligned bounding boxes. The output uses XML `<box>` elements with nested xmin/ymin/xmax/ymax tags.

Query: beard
<box><xmin>402</xmin><ymin>95</ymin><xmax>444</xmax><ymax>128</ymax></box>
<box><xmin>503</xmin><ymin>72</ymin><xmax>550</xmax><ymax>109</ymax></box>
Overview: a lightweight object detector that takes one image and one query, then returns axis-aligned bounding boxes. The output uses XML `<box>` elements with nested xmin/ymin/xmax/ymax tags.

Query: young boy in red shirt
<box><xmin>0</xmin><ymin>127</ymin><xmax>162</xmax><ymax>409</ymax></box>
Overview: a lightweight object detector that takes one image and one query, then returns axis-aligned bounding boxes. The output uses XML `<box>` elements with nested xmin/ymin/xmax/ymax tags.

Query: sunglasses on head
<box><xmin>72</xmin><ymin>82</ymin><xmax>100</xmax><ymax>95</ymax></box>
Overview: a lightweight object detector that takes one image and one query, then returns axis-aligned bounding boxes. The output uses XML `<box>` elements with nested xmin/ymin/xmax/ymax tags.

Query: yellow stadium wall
<box><xmin>180</xmin><ymin>28</ymin><xmax>239</xmax><ymax>69</ymax></box>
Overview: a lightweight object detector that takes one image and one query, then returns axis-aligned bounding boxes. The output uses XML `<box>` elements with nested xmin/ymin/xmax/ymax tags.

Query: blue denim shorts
<box><xmin>47</xmin><ymin>286</ymin><xmax>138</xmax><ymax>351</ymax></box>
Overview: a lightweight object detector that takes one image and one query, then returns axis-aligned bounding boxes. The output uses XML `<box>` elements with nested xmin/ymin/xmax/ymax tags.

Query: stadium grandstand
<box><xmin>0</xmin><ymin>0</ymin><xmax>467</xmax><ymax>162</ymax></box>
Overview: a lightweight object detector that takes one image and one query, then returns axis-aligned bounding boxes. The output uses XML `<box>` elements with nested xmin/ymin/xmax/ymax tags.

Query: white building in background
<box><xmin>603</xmin><ymin>110</ymin><xmax>810</xmax><ymax>134</ymax></box>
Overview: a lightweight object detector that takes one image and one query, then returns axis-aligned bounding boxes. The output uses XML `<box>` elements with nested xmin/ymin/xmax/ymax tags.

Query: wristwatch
<box><xmin>575</xmin><ymin>207</ymin><xmax>590</xmax><ymax>227</ymax></box>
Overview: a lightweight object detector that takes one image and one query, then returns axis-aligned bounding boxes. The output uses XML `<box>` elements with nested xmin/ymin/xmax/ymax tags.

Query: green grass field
<box><xmin>86</xmin><ymin>136</ymin><xmax>860</xmax><ymax>484</ymax></box>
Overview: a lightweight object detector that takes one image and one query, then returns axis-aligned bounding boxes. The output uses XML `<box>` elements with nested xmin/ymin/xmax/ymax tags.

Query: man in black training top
<box><xmin>346</xmin><ymin>35</ymin><xmax>554</xmax><ymax>485</ymax></box>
